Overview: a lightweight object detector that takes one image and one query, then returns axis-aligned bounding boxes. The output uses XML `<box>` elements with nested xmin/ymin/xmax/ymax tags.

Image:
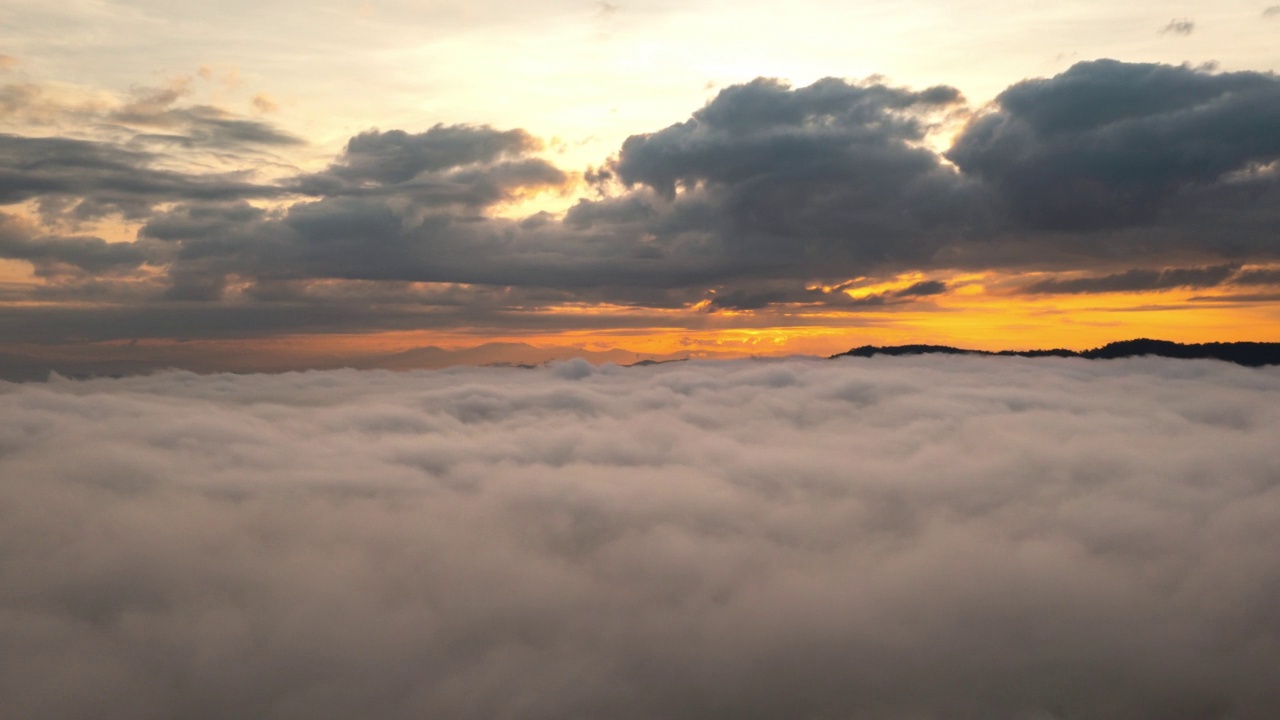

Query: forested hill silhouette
<box><xmin>831</xmin><ymin>339</ymin><xmax>1280</xmax><ymax>367</ymax></box>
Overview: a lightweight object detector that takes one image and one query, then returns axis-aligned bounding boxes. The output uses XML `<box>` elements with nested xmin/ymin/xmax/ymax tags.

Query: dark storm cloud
<box><xmin>1023</xmin><ymin>264</ymin><xmax>1239</xmax><ymax>294</ymax></box>
<box><xmin>3</xmin><ymin>358</ymin><xmax>1280</xmax><ymax>719</ymax></box>
<box><xmin>948</xmin><ymin>60</ymin><xmax>1280</xmax><ymax>233</ymax></box>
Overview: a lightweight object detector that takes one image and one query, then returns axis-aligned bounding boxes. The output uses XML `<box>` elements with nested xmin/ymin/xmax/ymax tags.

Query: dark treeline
<box><xmin>832</xmin><ymin>339</ymin><xmax>1280</xmax><ymax>367</ymax></box>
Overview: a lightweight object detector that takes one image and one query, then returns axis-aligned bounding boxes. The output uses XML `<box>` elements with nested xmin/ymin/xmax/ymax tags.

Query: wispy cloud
<box><xmin>1160</xmin><ymin>18</ymin><xmax>1195</xmax><ymax>35</ymax></box>
<box><xmin>1021</xmin><ymin>264</ymin><xmax>1239</xmax><ymax>294</ymax></box>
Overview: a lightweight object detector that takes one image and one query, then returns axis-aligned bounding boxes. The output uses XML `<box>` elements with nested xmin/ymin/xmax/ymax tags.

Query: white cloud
<box><xmin>2</xmin><ymin>357</ymin><xmax>1279</xmax><ymax>719</ymax></box>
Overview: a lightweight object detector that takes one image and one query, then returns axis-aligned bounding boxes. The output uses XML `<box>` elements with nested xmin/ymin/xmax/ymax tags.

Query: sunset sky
<box><xmin>7</xmin><ymin>6</ymin><xmax>1280</xmax><ymax>714</ymax></box>
<box><xmin>3</xmin><ymin>0</ymin><xmax>1280</xmax><ymax>374</ymax></box>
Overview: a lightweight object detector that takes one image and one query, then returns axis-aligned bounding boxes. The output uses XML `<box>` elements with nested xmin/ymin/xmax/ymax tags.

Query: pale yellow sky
<box><xmin>4</xmin><ymin>0</ymin><xmax>1279</xmax><ymax>173</ymax></box>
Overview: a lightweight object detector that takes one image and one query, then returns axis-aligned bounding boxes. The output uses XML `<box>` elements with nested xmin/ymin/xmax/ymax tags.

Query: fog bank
<box><xmin>2</xmin><ymin>357</ymin><xmax>1279</xmax><ymax>719</ymax></box>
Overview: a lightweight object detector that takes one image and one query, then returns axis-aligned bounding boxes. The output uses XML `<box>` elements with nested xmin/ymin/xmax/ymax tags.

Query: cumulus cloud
<box><xmin>145</xmin><ymin>79</ymin><xmax>981</xmax><ymax>312</ymax></box>
<box><xmin>2</xmin><ymin>358</ymin><xmax>1279</xmax><ymax>719</ymax></box>
<box><xmin>130</xmin><ymin>124</ymin><xmax>579</xmax><ymax>300</ymax></box>
<box><xmin>1160</xmin><ymin>18</ymin><xmax>1195</xmax><ymax>35</ymax></box>
<box><xmin>948</xmin><ymin>60</ymin><xmax>1280</xmax><ymax>237</ymax></box>
<box><xmin>602</xmin><ymin>77</ymin><xmax>983</xmax><ymax>273</ymax></box>
<box><xmin>136</xmin><ymin>76</ymin><xmax>988</xmax><ymax>320</ymax></box>
<box><xmin>5</xmin><ymin>59</ymin><xmax>1280</xmax><ymax>346</ymax></box>
<box><xmin>304</xmin><ymin>125</ymin><xmax>543</xmax><ymax>188</ymax></box>
<box><xmin>189</xmin><ymin>62</ymin><xmax>1280</xmax><ymax>292</ymax></box>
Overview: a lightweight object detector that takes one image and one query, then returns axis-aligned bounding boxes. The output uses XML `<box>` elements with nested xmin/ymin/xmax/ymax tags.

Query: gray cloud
<box><xmin>306</xmin><ymin>125</ymin><xmax>541</xmax><ymax>187</ymax></box>
<box><xmin>138</xmin><ymin>201</ymin><xmax>274</xmax><ymax>242</ymax></box>
<box><xmin>0</xmin><ymin>212</ymin><xmax>159</xmax><ymax>273</ymax></box>
<box><xmin>175</xmin><ymin>76</ymin><xmax>986</xmax><ymax>304</ymax></box>
<box><xmin>0</xmin><ymin>289</ymin><xmax>708</xmax><ymax>359</ymax></box>
<box><xmin>127</xmin><ymin>124</ymin><xmax>572</xmax><ymax>301</ymax></box>
<box><xmin>894</xmin><ymin>279</ymin><xmax>948</xmax><ymax>296</ymax></box>
<box><xmin>0</xmin><ymin>83</ymin><xmax>40</xmax><ymax>117</ymax></box>
<box><xmin>0</xmin><ymin>134</ymin><xmax>280</xmax><ymax>221</ymax></box>
<box><xmin>1191</xmin><ymin>292</ymin><xmax>1280</xmax><ymax>304</ymax></box>
<box><xmin>1232</xmin><ymin>267</ymin><xmax>1280</xmax><ymax>285</ymax></box>
<box><xmin>1160</xmin><ymin>18</ymin><xmax>1195</xmax><ymax>35</ymax></box>
<box><xmin>285</xmin><ymin>125</ymin><xmax>568</xmax><ymax>214</ymax></box>
<box><xmin>1023</xmin><ymin>264</ymin><xmax>1239</xmax><ymax>294</ymax></box>
<box><xmin>111</xmin><ymin>84</ymin><xmax>304</xmax><ymax>149</ymax></box>
<box><xmin>221</xmin><ymin>63</ymin><xmax>1277</xmax><ymax>304</ymax></box>
<box><xmin>4</xmin><ymin>60</ymin><xmax>1280</xmax><ymax>346</ymax></box>
<box><xmin>127</xmin><ymin>107</ymin><xmax>304</xmax><ymax>149</ymax></box>
<box><xmin>2</xmin><ymin>358</ymin><xmax>1280</xmax><ymax>719</ymax></box>
<box><xmin>948</xmin><ymin>60</ymin><xmax>1280</xmax><ymax>235</ymax></box>
<box><xmin>613</xmin><ymin>78</ymin><xmax>961</xmax><ymax>198</ymax></box>
<box><xmin>702</xmin><ymin>277</ymin><xmax>950</xmax><ymax>311</ymax></box>
<box><xmin>702</xmin><ymin>283</ymin><xmax>837</xmax><ymax>311</ymax></box>
<box><xmin>601</xmin><ymin>77</ymin><xmax>985</xmax><ymax>274</ymax></box>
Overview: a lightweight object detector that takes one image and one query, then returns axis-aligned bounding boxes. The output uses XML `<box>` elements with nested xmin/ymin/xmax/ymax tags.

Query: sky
<box><xmin>4</xmin><ymin>356</ymin><xmax>1280</xmax><ymax>717</ymax></box>
<box><xmin>3</xmin><ymin>0</ymin><xmax>1280</xmax><ymax>372</ymax></box>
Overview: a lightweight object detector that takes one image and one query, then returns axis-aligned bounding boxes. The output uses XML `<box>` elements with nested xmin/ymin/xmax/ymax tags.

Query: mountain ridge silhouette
<box><xmin>831</xmin><ymin>339</ymin><xmax>1280</xmax><ymax>367</ymax></box>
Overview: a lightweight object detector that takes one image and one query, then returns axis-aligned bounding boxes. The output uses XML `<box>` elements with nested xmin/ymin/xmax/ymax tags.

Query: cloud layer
<box><xmin>3</xmin><ymin>357</ymin><xmax>1279</xmax><ymax>719</ymax></box>
<box><xmin>3</xmin><ymin>58</ymin><xmax>1280</xmax><ymax>350</ymax></box>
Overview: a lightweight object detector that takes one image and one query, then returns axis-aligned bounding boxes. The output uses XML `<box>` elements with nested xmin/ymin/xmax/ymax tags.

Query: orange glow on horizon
<box><xmin>3</xmin><ymin>268</ymin><xmax>1279</xmax><ymax>372</ymax></box>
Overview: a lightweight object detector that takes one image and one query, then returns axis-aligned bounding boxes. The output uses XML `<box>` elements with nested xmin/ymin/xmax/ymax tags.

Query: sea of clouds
<box><xmin>2</xmin><ymin>356</ymin><xmax>1279</xmax><ymax>719</ymax></box>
